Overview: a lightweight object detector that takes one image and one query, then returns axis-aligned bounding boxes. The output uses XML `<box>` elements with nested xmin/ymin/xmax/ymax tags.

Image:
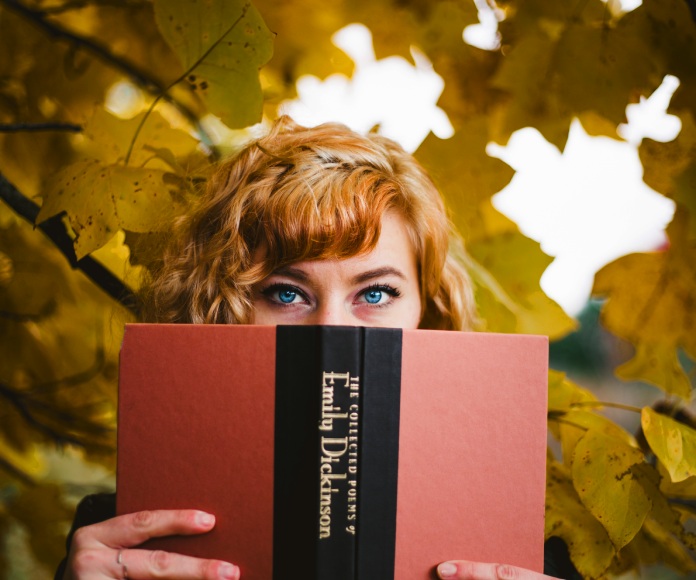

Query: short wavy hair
<box><xmin>142</xmin><ymin>116</ymin><xmax>475</xmax><ymax>330</ymax></box>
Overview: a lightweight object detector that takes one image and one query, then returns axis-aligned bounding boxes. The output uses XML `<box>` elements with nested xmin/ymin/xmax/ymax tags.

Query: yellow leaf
<box><xmin>572</xmin><ymin>430</ymin><xmax>650</xmax><ymax>550</ymax></box>
<box><xmin>416</xmin><ymin>117</ymin><xmax>515</xmax><ymax>241</ymax></box>
<box><xmin>37</xmin><ymin>161</ymin><xmax>184</xmax><ymax>258</ymax></box>
<box><xmin>81</xmin><ymin>109</ymin><xmax>200</xmax><ymax>168</ymax></box>
<box><xmin>593</xmin><ymin>220</ymin><xmax>696</xmax><ymax>398</ymax></box>
<box><xmin>154</xmin><ymin>0</ymin><xmax>274</xmax><ymax>128</ymax></box>
<box><xmin>547</xmin><ymin>370</ymin><xmax>597</xmax><ymax>413</ymax></box>
<box><xmin>630</xmin><ymin>463</ymin><xmax>696</xmax><ymax>556</ymax></box>
<box><xmin>0</xmin><ymin>439</ymin><xmax>44</xmax><ymax>480</ymax></box>
<box><xmin>545</xmin><ymin>460</ymin><xmax>615</xmax><ymax>578</ymax></box>
<box><xmin>616</xmin><ymin>342</ymin><xmax>692</xmax><ymax>400</ymax></box>
<box><xmin>555</xmin><ymin>409</ymin><xmax>634</xmax><ymax>469</ymax></box>
<box><xmin>619</xmin><ymin>517</ymin><xmax>696</xmax><ymax>575</ymax></box>
<box><xmin>639</xmin><ymin>112</ymin><xmax>696</xmax><ymax>242</ymax></box>
<box><xmin>642</xmin><ymin>407</ymin><xmax>696</xmax><ymax>483</ymax></box>
<box><xmin>660</xmin><ymin>470</ymin><xmax>696</xmax><ymax>501</ymax></box>
<box><xmin>468</xmin><ymin>231</ymin><xmax>577</xmax><ymax>338</ymax></box>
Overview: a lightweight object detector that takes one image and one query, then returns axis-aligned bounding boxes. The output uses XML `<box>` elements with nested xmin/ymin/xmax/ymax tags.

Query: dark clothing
<box><xmin>56</xmin><ymin>493</ymin><xmax>581</xmax><ymax>579</ymax></box>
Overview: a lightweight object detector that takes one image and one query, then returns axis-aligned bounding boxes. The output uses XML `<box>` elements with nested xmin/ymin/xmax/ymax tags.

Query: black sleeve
<box><xmin>54</xmin><ymin>492</ymin><xmax>117</xmax><ymax>580</ymax></box>
<box><xmin>544</xmin><ymin>536</ymin><xmax>582</xmax><ymax>580</ymax></box>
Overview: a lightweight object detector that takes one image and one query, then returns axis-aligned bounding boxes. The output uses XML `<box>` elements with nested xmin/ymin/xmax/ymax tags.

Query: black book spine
<box><xmin>315</xmin><ymin>326</ymin><xmax>361</xmax><ymax>579</ymax></box>
<box><xmin>274</xmin><ymin>326</ymin><xmax>362</xmax><ymax>580</ymax></box>
<box><xmin>356</xmin><ymin>328</ymin><xmax>402</xmax><ymax>579</ymax></box>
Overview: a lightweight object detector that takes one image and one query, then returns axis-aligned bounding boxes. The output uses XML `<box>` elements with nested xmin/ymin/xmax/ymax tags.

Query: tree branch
<box><xmin>0</xmin><ymin>172</ymin><xmax>138</xmax><ymax>314</ymax></box>
<box><xmin>0</xmin><ymin>122</ymin><xmax>82</xmax><ymax>133</ymax></box>
<box><xmin>685</xmin><ymin>0</ymin><xmax>696</xmax><ymax>24</ymax></box>
<box><xmin>0</xmin><ymin>379</ymin><xmax>114</xmax><ymax>451</ymax></box>
<box><xmin>0</xmin><ymin>0</ymin><xmax>217</xmax><ymax>155</ymax></box>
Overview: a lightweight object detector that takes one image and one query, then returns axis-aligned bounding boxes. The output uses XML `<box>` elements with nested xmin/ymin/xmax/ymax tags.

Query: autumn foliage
<box><xmin>0</xmin><ymin>0</ymin><xmax>695</xmax><ymax>577</ymax></box>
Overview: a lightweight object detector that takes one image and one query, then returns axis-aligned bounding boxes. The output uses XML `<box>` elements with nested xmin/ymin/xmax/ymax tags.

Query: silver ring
<box><xmin>116</xmin><ymin>549</ymin><xmax>129</xmax><ymax>579</ymax></box>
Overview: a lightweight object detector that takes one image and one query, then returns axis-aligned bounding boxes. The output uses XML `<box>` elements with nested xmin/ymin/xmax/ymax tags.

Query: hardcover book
<box><xmin>117</xmin><ymin>324</ymin><xmax>548</xmax><ymax>579</ymax></box>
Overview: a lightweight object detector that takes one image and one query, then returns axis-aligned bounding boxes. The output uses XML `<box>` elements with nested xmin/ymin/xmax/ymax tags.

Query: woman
<box><xmin>58</xmin><ymin>117</ymin><xmax>561</xmax><ymax>579</ymax></box>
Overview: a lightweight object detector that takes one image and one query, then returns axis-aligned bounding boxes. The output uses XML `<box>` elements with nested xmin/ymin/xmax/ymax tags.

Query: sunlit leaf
<box><xmin>545</xmin><ymin>460</ymin><xmax>615</xmax><ymax>578</ymax></box>
<box><xmin>642</xmin><ymin>407</ymin><xmax>696</xmax><ymax>483</ymax></box>
<box><xmin>81</xmin><ymin>109</ymin><xmax>200</xmax><ymax>168</ymax></box>
<box><xmin>572</xmin><ymin>429</ymin><xmax>650</xmax><ymax>550</ymax></box>
<box><xmin>154</xmin><ymin>0</ymin><xmax>273</xmax><ymax>128</ymax></box>
<box><xmin>556</xmin><ymin>409</ymin><xmax>635</xmax><ymax>470</ymax></box>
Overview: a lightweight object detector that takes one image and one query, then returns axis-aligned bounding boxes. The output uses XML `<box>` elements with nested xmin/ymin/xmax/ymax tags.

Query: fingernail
<box><xmin>196</xmin><ymin>511</ymin><xmax>215</xmax><ymax>527</ymax></box>
<box><xmin>438</xmin><ymin>562</ymin><xmax>458</xmax><ymax>578</ymax></box>
<box><xmin>218</xmin><ymin>563</ymin><xmax>239</xmax><ymax>579</ymax></box>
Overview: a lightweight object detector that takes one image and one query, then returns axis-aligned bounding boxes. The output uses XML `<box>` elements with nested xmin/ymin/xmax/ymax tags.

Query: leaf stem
<box><xmin>0</xmin><ymin>172</ymin><xmax>138</xmax><ymax>314</ymax></box>
<box><xmin>570</xmin><ymin>401</ymin><xmax>643</xmax><ymax>413</ymax></box>
<box><xmin>547</xmin><ymin>415</ymin><xmax>590</xmax><ymax>432</ymax></box>
<box><xmin>124</xmin><ymin>2</ymin><xmax>251</xmax><ymax>164</ymax></box>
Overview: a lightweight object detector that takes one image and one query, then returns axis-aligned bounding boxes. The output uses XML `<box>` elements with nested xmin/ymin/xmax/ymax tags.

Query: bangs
<box><xmin>251</xmin><ymin>166</ymin><xmax>405</xmax><ymax>273</ymax></box>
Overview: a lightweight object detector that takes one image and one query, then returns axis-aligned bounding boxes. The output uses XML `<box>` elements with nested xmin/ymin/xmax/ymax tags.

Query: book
<box><xmin>117</xmin><ymin>324</ymin><xmax>548</xmax><ymax>579</ymax></box>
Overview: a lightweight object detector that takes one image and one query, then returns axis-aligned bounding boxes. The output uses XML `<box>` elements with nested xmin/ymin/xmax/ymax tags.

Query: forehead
<box><xmin>292</xmin><ymin>211</ymin><xmax>416</xmax><ymax>274</ymax></box>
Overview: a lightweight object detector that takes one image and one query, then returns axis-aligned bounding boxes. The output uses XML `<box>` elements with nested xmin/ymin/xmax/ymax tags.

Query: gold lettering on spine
<box><xmin>345</xmin><ymin>376</ymin><xmax>359</xmax><ymax>535</ymax></box>
<box><xmin>317</xmin><ymin>371</ymin><xmax>360</xmax><ymax>539</ymax></box>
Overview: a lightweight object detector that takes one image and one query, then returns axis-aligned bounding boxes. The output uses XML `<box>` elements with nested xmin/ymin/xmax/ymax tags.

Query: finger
<box><xmin>73</xmin><ymin>509</ymin><xmax>216</xmax><ymax>549</ymax></box>
<box><xmin>437</xmin><ymin>560</ymin><xmax>557</xmax><ymax>580</ymax></box>
<box><xmin>114</xmin><ymin>548</ymin><xmax>240</xmax><ymax>580</ymax></box>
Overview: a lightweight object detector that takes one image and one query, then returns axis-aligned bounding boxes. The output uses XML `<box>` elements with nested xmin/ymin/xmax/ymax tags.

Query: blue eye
<box><xmin>364</xmin><ymin>289</ymin><xmax>383</xmax><ymax>304</ymax></box>
<box><xmin>261</xmin><ymin>283</ymin><xmax>306</xmax><ymax>306</ymax></box>
<box><xmin>278</xmin><ymin>288</ymin><xmax>298</xmax><ymax>303</ymax></box>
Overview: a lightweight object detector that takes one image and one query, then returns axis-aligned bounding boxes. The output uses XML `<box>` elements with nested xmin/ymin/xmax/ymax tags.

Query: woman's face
<box><xmin>251</xmin><ymin>212</ymin><xmax>422</xmax><ymax>329</ymax></box>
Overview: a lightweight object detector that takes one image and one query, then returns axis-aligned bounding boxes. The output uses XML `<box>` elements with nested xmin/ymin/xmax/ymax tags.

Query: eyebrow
<box><xmin>272</xmin><ymin>265</ymin><xmax>408</xmax><ymax>284</ymax></box>
<box><xmin>351</xmin><ymin>267</ymin><xmax>407</xmax><ymax>284</ymax></box>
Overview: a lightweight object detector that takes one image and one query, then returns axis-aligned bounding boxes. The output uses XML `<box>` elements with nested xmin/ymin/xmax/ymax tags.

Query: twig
<box><xmin>0</xmin><ymin>172</ymin><xmax>138</xmax><ymax>314</ymax></box>
<box><xmin>0</xmin><ymin>0</ymin><xmax>217</xmax><ymax>155</ymax></box>
<box><xmin>0</xmin><ymin>123</ymin><xmax>82</xmax><ymax>133</ymax></box>
<box><xmin>570</xmin><ymin>401</ymin><xmax>643</xmax><ymax>413</ymax></box>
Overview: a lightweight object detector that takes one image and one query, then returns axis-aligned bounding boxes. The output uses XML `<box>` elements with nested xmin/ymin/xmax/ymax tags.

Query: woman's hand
<box><xmin>437</xmin><ymin>560</ymin><xmax>557</xmax><ymax>580</ymax></box>
<box><xmin>63</xmin><ymin>509</ymin><xmax>240</xmax><ymax>579</ymax></box>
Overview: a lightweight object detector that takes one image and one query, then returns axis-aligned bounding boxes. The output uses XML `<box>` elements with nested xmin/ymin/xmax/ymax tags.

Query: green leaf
<box><xmin>545</xmin><ymin>460</ymin><xmax>615</xmax><ymax>578</ymax></box>
<box><xmin>154</xmin><ymin>0</ymin><xmax>274</xmax><ymax>128</ymax></box>
<box><xmin>37</xmin><ymin>161</ymin><xmax>185</xmax><ymax>258</ymax></box>
<box><xmin>572</xmin><ymin>429</ymin><xmax>650</xmax><ymax>550</ymax></box>
<box><xmin>642</xmin><ymin>407</ymin><xmax>696</xmax><ymax>483</ymax></box>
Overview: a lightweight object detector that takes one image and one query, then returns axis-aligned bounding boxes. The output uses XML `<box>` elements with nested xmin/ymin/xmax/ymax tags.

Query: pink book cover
<box><xmin>117</xmin><ymin>324</ymin><xmax>548</xmax><ymax>578</ymax></box>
